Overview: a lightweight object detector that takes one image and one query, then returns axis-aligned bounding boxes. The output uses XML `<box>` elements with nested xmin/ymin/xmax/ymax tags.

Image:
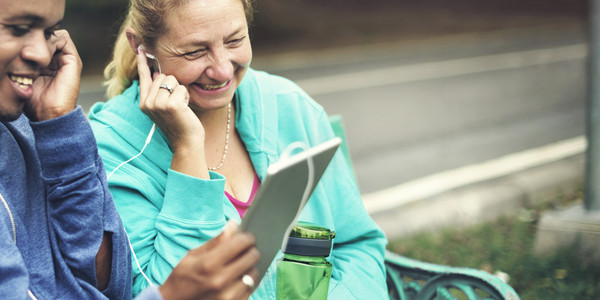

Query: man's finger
<box><xmin>52</xmin><ymin>30</ymin><xmax>78</xmax><ymax>57</ymax></box>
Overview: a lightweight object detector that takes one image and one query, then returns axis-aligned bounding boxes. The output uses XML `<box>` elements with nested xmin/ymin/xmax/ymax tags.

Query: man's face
<box><xmin>0</xmin><ymin>0</ymin><xmax>65</xmax><ymax>122</ymax></box>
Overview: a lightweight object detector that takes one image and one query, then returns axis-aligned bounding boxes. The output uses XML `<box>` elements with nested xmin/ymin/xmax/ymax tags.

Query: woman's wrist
<box><xmin>171</xmin><ymin>143</ymin><xmax>210</xmax><ymax>179</ymax></box>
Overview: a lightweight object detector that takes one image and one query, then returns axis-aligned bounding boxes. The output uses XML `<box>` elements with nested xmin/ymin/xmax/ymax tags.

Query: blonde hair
<box><xmin>104</xmin><ymin>0</ymin><xmax>255</xmax><ymax>99</ymax></box>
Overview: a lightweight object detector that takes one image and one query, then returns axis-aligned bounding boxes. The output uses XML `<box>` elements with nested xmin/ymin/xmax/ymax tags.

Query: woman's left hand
<box><xmin>135</xmin><ymin>46</ymin><xmax>210</xmax><ymax>178</ymax></box>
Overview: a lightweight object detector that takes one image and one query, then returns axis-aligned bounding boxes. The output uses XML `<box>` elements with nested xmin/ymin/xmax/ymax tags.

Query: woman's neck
<box><xmin>194</xmin><ymin>102</ymin><xmax>234</xmax><ymax>141</ymax></box>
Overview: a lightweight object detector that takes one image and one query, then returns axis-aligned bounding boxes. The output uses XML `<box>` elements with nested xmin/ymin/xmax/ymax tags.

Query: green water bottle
<box><xmin>276</xmin><ymin>221</ymin><xmax>335</xmax><ymax>300</ymax></box>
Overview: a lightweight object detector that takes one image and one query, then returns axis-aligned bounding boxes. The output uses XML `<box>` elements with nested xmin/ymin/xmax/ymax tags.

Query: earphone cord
<box><xmin>107</xmin><ymin>123</ymin><xmax>156</xmax><ymax>181</ymax></box>
<box><xmin>107</xmin><ymin>123</ymin><xmax>156</xmax><ymax>287</ymax></box>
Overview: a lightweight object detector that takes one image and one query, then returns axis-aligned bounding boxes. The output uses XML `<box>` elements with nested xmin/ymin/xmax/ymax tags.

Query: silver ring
<box><xmin>242</xmin><ymin>274</ymin><xmax>255</xmax><ymax>292</ymax></box>
<box><xmin>159</xmin><ymin>83</ymin><xmax>173</xmax><ymax>94</ymax></box>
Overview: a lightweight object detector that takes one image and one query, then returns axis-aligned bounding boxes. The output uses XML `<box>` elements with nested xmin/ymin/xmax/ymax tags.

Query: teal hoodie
<box><xmin>89</xmin><ymin>68</ymin><xmax>389</xmax><ymax>299</ymax></box>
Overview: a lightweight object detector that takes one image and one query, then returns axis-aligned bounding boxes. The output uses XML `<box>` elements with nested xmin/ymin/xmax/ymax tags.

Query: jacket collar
<box><xmin>234</xmin><ymin>68</ymin><xmax>279</xmax><ymax>180</ymax></box>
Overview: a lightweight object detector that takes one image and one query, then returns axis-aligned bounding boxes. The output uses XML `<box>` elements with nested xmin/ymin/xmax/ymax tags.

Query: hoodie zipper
<box><xmin>0</xmin><ymin>191</ymin><xmax>16</xmax><ymax>243</ymax></box>
<box><xmin>0</xmin><ymin>191</ymin><xmax>38</xmax><ymax>300</ymax></box>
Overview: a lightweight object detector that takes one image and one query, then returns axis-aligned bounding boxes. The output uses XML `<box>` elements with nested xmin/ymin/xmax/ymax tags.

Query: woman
<box><xmin>88</xmin><ymin>0</ymin><xmax>389</xmax><ymax>298</ymax></box>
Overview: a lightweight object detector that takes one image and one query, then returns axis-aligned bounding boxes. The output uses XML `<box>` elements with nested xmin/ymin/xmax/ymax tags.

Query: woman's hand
<box><xmin>136</xmin><ymin>47</ymin><xmax>204</xmax><ymax>151</ymax></box>
<box><xmin>135</xmin><ymin>47</ymin><xmax>210</xmax><ymax>178</ymax></box>
<box><xmin>159</xmin><ymin>221</ymin><xmax>261</xmax><ymax>300</ymax></box>
<box><xmin>26</xmin><ymin>30</ymin><xmax>82</xmax><ymax>121</ymax></box>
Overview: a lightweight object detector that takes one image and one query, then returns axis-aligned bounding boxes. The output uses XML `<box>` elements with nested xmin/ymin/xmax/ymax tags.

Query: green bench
<box><xmin>329</xmin><ymin>115</ymin><xmax>520</xmax><ymax>300</ymax></box>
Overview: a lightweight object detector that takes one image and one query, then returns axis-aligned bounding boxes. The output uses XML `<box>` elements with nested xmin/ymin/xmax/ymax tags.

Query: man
<box><xmin>0</xmin><ymin>0</ymin><xmax>258</xmax><ymax>299</ymax></box>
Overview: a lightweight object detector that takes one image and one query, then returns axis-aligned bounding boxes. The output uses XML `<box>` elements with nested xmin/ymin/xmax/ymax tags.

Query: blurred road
<box><xmin>78</xmin><ymin>25</ymin><xmax>587</xmax><ymax>195</ymax></box>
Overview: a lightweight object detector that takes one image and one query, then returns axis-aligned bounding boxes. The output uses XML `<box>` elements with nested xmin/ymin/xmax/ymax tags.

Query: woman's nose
<box><xmin>205</xmin><ymin>47</ymin><xmax>234</xmax><ymax>82</ymax></box>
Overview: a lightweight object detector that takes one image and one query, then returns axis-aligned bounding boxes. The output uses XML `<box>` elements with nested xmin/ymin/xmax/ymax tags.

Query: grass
<box><xmin>387</xmin><ymin>189</ymin><xmax>600</xmax><ymax>300</ymax></box>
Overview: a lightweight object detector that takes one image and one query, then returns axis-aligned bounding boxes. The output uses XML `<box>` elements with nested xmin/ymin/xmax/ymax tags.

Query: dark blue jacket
<box><xmin>0</xmin><ymin>107</ymin><xmax>133</xmax><ymax>299</ymax></box>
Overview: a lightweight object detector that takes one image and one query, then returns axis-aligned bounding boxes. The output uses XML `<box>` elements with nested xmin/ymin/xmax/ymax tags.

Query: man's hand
<box><xmin>26</xmin><ymin>29</ymin><xmax>82</xmax><ymax>121</ymax></box>
<box><xmin>159</xmin><ymin>221</ymin><xmax>260</xmax><ymax>300</ymax></box>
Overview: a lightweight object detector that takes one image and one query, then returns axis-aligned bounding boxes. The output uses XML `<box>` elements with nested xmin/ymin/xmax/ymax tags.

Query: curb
<box><xmin>368</xmin><ymin>152</ymin><xmax>585</xmax><ymax>240</ymax></box>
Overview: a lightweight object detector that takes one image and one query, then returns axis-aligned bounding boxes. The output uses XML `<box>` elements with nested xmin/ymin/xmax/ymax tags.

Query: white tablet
<box><xmin>240</xmin><ymin>137</ymin><xmax>342</xmax><ymax>281</ymax></box>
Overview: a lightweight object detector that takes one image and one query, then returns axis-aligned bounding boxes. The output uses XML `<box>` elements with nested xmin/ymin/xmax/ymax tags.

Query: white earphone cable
<box><xmin>107</xmin><ymin>123</ymin><xmax>155</xmax><ymax>181</ymax></box>
<box><xmin>109</xmin><ymin>46</ymin><xmax>162</xmax><ymax>287</ymax></box>
<box><xmin>106</xmin><ymin>123</ymin><xmax>157</xmax><ymax>287</ymax></box>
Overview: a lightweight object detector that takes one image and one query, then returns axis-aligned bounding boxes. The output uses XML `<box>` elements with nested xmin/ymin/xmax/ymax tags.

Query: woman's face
<box><xmin>154</xmin><ymin>0</ymin><xmax>252</xmax><ymax>112</ymax></box>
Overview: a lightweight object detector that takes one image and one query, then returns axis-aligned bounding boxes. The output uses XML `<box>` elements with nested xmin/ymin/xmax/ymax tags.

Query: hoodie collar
<box><xmin>235</xmin><ymin>68</ymin><xmax>279</xmax><ymax>180</ymax></box>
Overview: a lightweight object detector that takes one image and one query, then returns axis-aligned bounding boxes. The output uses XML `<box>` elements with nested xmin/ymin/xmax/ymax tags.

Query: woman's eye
<box><xmin>227</xmin><ymin>37</ymin><xmax>245</xmax><ymax>46</ymax></box>
<box><xmin>183</xmin><ymin>49</ymin><xmax>206</xmax><ymax>60</ymax></box>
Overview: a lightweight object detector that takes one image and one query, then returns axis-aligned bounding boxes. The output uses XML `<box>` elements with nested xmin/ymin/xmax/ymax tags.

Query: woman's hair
<box><xmin>104</xmin><ymin>0</ymin><xmax>255</xmax><ymax>99</ymax></box>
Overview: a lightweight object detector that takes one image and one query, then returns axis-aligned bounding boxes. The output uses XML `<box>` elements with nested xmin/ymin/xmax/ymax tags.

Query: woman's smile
<box><xmin>198</xmin><ymin>79</ymin><xmax>230</xmax><ymax>90</ymax></box>
<box><xmin>190</xmin><ymin>78</ymin><xmax>233</xmax><ymax>96</ymax></box>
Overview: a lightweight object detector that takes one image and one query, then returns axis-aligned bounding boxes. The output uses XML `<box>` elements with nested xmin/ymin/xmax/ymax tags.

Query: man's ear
<box><xmin>125</xmin><ymin>28</ymin><xmax>141</xmax><ymax>53</ymax></box>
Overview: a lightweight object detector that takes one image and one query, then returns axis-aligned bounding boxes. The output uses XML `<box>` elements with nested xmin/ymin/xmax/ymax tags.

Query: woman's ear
<box><xmin>125</xmin><ymin>28</ymin><xmax>141</xmax><ymax>54</ymax></box>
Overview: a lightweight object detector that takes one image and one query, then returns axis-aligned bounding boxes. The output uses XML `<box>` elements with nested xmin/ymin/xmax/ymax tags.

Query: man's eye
<box><xmin>5</xmin><ymin>24</ymin><xmax>30</xmax><ymax>37</ymax></box>
<box><xmin>44</xmin><ymin>24</ymin><xmax>61</xmax><ymax>40</ymax></box>
<box><xmin>44</xmin><ymin>29</ymin><xmax>57</xmax><ymax>40</ymax></box>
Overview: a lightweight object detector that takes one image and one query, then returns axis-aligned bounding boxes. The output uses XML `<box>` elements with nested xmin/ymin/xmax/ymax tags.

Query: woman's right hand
<box><xmin>135</xmin><ymin>47</ymin><xmax>210</xmax><ymax>178</ymax></box>
<box><xmin>159</xmin><ymin>221</ymin><xmax>261</xmax><ymax>300</ymax></box>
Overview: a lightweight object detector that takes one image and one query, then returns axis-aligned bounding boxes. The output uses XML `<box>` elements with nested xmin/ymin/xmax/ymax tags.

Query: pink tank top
<box><xmin>224</xmin><ymin>173</ymin><xmax>260</xmax><ymax>218</ymax></box>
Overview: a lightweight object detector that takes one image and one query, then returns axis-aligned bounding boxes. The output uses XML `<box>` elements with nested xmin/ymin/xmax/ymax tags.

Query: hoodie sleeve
<box><xmin>325</xmin><ymin>163</ymin><xmax>389</xmax><ymax>300</ymax></box>
<box><xmin>106</xmin><ymin>167</ymin><xmax>232</xmax><ymax>296</ymax></box>
<box><xmin>30</xmin><ymin>107</ymin><xmax>132</xmax><ymax>299</ymax></box>
<box><xmin>89</xmin><ymin>121</ymin><xmax>238</xmax><ymax>296</ymax></box>
<box><xmin>88</xmin><ymin>86</ymin><xmax>242</xmax><ymax>296</ymax></box>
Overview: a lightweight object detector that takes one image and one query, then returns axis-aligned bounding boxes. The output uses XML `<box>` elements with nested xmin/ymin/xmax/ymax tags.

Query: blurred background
<box><xmin>65</xmin><ymin>0</ymin><xmax>588</xmax><ymax>193</ymax></box>
<box><xmin>64</xmin><ymin>0</ymin><xmax>586</xmax><ymax>75</ymax></box>
<box><xmin>64</xmin><ymin>1</ymin><xmax>595</xmax><ymax>298</ymax></box>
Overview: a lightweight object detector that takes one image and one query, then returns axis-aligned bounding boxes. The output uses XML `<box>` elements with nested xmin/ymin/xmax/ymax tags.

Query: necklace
<box><xmin>208</xmin><ymin>102</ymin><xmax>231</xmax><ymax>171</ymax></box>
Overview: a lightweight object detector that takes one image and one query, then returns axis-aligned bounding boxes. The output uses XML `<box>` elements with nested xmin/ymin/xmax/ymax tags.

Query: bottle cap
<box><xmin>284</xmin><ymin>221</ymin><xmax>335</xmax><ymax>256</ymax></box>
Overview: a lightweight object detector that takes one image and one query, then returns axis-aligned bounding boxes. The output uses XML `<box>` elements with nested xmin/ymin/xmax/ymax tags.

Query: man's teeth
<box><xmin>10</xmin><ymin>75</ymin><xmax>33</xmax><ymax>87</ymax></box>
<box><xmin>201</xmin><ymin>81</ymin><xmax>228</xmax><ymax>90</ymax></box>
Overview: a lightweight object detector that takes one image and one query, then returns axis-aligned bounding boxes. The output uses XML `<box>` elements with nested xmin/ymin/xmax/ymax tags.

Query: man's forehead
<box><xmin>0</xmin><ymin>0</ymin><xmax>64</xmax><ymax>24</ymax></box>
